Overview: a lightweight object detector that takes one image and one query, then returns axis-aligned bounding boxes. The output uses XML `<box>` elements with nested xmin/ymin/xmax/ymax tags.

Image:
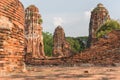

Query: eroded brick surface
<box><xmin>87</xmin><ymin>3</ymin><xmax>110</xmax><ymax>47</ymax></box>
<box><xmin>25</xmin><ymin>5</ymin><xmax>45</xmax><ymax>62</ymax></box>
<box><xmin>0</xmin><ymin>0</ymin><xmax>25</xmax><ymax>73</ymax></box>
<box><xmin>53</xmin><ymin>26</ymin><xmax>71</xmax><ymax>57</ymax></box>
<box><xmin>69</xmin><ymin>30</ymin><xmax>120</xmax><ymax>65</ymax></box>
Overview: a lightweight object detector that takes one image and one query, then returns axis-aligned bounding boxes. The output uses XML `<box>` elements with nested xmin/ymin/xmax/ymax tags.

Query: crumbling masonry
<box><xmin>87</xmin><ymin>3</ymin><xmax>110</xmax><ymax>47</ymax></box>
<box><xmin>53</xmin><ymin>26</ymin><xmax>71</xmax><ymax>57</ymax></box>
<box><xmin>25</xmin><ymin>5</ymin><xmax>45</xmax><ymax>61</ymax></box>
<box><xmin>0</xmin><ymin>0</ymin><xmax>25</xmax><ymax>72</ymax></box>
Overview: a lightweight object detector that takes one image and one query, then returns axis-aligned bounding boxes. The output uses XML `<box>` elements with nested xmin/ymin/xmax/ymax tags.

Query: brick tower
<box><xmin>25</xmin><ymin>5</ymin><xmax>45</xmax><ymax>60</ymax></box>
<box><xmin>0</xmin><ymin>0</ymin><xmax>25</xmax><ymax>73</ymax></box>
<box><xmin>87</xmin><ymin>3</ymin><xmax>110</xmax><ymax>47</ymax></box>
<box><xmin>53</xmin><ymin>26</ymin><xmax>71</xmax><ymax>57</ymax></box>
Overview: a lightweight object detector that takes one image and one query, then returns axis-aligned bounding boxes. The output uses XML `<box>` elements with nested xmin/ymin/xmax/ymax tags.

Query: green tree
<box><xmin>76</xmin><ymin>37</ymin><xmax>88</xmax><ymax>51</ymax></box>
<box><xmin>66</xmin><ymin>36</ymin><xmax>87</xmax><ymax>53</ymax></box>
<box><xmin>43</xmin><ymin>32</ymin><xmax>53</xmax><ymax>56</ymax></box>
<box><xmin>66</xmin><ymin>37</ymin><xmax>79</xmax><ymax>53</ymax></box>
<box><xmin>96</xmin><ymin>20</ymin><xmax>120</xmax><ymax>38</ymax></box>
<box><xmin>38</xmin><ymin>18</ymin><xmax>43</xmax><ymax>24</ymax></box>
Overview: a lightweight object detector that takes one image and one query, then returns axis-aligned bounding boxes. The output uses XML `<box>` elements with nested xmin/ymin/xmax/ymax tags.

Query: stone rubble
<box><xmin>69</xmin><ymin>30</ymin><xmax>120</xmax><ymax>66</ymax></box>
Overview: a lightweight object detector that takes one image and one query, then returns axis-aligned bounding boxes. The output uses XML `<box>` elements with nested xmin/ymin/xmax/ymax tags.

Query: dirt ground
<box><xmin>0</xmin><ymin>66</ymin><xmax>120</xmax><ymax>80</ymax></box>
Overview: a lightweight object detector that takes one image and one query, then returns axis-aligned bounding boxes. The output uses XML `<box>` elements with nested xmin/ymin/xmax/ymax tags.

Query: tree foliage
<box><xmin>96</xmin><ymin>20</ymin><xmax>120</xmax><ymax>38</ymax></box>
<box><xmin>38</xmin><ymin>18</ymin><xmax>43</xmax><ymax>24</ymax></box>
<box><xmin>66</xmin><ymin>37</ymin><xmax>87</xmax><ymax>53</ymax></box>
<box><xmin>43</xmin><ymin>32</ymin><xmax>53</xmax><ymax>56</ymax></box>
<box><xmin>66</xmin><ymin>37</ymin><xmax>80</xmax><ymax>53</ymax></box>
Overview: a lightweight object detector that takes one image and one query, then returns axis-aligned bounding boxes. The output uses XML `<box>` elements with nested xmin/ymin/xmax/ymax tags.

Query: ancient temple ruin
<box><xmin>53</xmin><ymin>26</ymin><xmax>71</xmax><ymax>57</ymax></box>
<box><xmin>0</xmin><ymin>0</ymin><xmax>25</xmax><ymax>72</ymax></box>
<box><xmin>87</xmin><ymin>3</ymin><xmax>110</xmax><ymax>47</ymax></box>
<box><xmin>25</xmin><ymin>5</ymin><xmax>45</xmax><ymax>59</ymax></box>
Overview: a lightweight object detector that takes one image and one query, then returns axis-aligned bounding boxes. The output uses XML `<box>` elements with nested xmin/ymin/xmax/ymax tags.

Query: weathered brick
<box><xmin>0</xmin><ymin>0</ymin><xmax>25</xmax><ymax>73</ymax></box>
<box><xmin>87</xmin><ymin>3</ymin><xmax>110</xmax><ymax>47</ymax></box>
<box><xmin>53</xmin><ymin>26</ymin><xmax>71</xmax><ymax>57</ymax></box>
<box><xmin>25</xmin><ymin>5</ymin><xmax>45</xmax><ymax>63</ymax></box>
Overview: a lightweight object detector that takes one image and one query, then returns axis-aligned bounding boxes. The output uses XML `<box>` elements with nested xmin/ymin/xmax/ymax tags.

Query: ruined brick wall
<box><xmin>53</xmin><ymin>26</ymin><xmax>71</xmax><ymax>57</ymax></box>
<box><xmin>0</xmin><ymin>0</ymin><xmax>25</xmax><ymax>73</ymax></box>
<box><xmin>87</xmin><ymin>3</ymin><xmax>110</xmax><ymax>47</ymax></box>
<box><xmin>69</xmin><ymin>30</ymin><xmax>120</xmax><ymax>65</ymax></box>
<box><xmin>25</xmin><ymin>5</ymin><xmax>45</xmax><ymax>60</ymax></box>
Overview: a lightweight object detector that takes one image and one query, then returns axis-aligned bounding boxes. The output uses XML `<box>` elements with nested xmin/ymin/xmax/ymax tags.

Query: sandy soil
<box><xmin>0</xmin><ymin>66</ymin><xmax>120</xmax><ymax>80</ymax></box>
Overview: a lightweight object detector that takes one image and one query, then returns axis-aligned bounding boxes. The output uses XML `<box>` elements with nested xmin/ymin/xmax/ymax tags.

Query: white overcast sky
<box><xmin>20</xmin><ymin>0</ymin><xmax>120</xmax><ymax>37</ymax></box>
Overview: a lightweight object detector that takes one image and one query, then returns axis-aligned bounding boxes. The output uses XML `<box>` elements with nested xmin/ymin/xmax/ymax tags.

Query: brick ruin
<box><xmin>25</xmin><ymin>5</ymin><xmax>45</xmax><ymax>61</ymax></box>
<box><xmin>25</xmin><ymin>3</ymin><xmax>120</xmax><ymax>66</ymax></box>
<box><xmin>0</xmin><ymin>0</ymin><xmax>25</xmax><ymax>73</ymax></box>
<box><xmin>53</xmin><ymin>26</ymin><xmax>71</xmax><ymax>57</ymax></box>
<box><xmin>0</xmin><ymin>0</ymin><xmax>119</xmax><ymax>71</ymax></box>
<box><xmin>87</xmin><ymin>3</ymin><xmax>110</xmax><ymax>47</ymax></box>
<box><xmin>24</xmin><ymin>30</ymin><xmax>120</xmax><ymax>66</ymax></box>
<box><xmin>68</xmin><ymin>30</ymin><xmax>120</xmax><ymax>65</ymax></box>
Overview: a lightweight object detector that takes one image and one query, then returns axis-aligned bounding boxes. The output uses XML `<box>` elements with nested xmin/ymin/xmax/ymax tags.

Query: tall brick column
<box><xmin>0</xmin><ymin>0</ymin><xmax>25</xmax><ymax>73</ymax></box>
<box><xmin>53</xmin><ymin>26</ymin><xmax>71</xmax><ymax>57</ymax></box>
<box><xmin>25</xmin><ymin>5</ymin><xmax>45</xmax><ymax>61</ymax></box>
<box><xmin>87</xmin><ymin>3</ymin><xmax>110</xmax><ymax>47</ymax></box>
